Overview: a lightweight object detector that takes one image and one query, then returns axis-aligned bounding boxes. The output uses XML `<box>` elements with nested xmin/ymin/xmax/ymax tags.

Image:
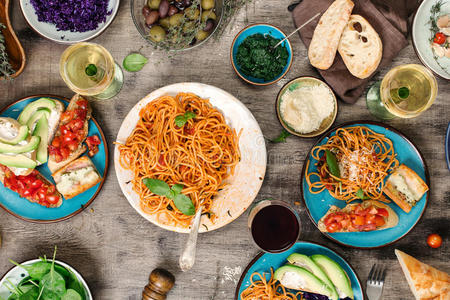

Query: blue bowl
<box><xmin>230</xmin><ymin>23</ymin><xmax>293</xmax><ymax>86</ymax></box>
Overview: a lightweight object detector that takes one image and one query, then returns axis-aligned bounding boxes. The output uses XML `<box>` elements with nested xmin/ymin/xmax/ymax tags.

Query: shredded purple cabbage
<box><xmin>30</xmin><ymin>0</ymin><xmax>112</xmax><ymax>33</ymax></box>
<box><xmin>302</xmin><ymin>293</ymin><xmax>352</xmax><ymax>300</ymax></box>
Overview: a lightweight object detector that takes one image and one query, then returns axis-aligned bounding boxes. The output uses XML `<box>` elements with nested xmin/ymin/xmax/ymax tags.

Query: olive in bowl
<box><xmin>131</xmin><ymin>0</ymin><xmax>223</xmax><ymax>50</ymax></box>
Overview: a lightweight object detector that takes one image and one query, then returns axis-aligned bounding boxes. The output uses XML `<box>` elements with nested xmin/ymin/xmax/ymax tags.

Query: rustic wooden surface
<box><xmin>0</xmin><ymin>1</ymin><xmax>449</xmax><ymax>299</ymax></box>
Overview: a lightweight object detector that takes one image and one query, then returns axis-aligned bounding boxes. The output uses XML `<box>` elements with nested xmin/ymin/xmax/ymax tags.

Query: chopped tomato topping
<box><xmin>86</xmin><ymin>135</ymin><xmax>101</xmax><ymax>157</ymax></box>
<box><xmin>50</xmin><ymin>98</ymin><xmax>89</xmax><ymax>161</ymax></box>
<box><xmin>1</xmin><ymin>166</ymin><xmax>60</xmax><ymax>207</ymax></box>
<box><xmin>324</xmin><ymin>203</ymin><xmax>389</xmax><ymax>233</ymax></box>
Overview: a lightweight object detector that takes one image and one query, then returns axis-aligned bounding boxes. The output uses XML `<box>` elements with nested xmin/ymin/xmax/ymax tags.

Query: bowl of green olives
<box><xmin>131</xmin><ymin>0</ymin><xmax>222</xmax><ymax>50</ymax></box>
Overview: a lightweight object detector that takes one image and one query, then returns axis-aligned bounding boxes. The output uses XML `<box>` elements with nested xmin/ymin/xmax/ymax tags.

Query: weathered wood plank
<box><xmin>0</xmin><ymin>0</ymin><xmax>448</xmax><ymax>299</ymax></box>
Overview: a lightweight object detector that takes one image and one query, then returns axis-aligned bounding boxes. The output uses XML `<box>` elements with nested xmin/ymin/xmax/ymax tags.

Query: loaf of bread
<box><xmin>338</xmin><ymin>15</ymin><xmax>383</xmax><ymax>79</ymax></box>
<box><xmin>308</xmin><ymin>0</ymin><xmax>354</xmax><ymax>70</ymax></box>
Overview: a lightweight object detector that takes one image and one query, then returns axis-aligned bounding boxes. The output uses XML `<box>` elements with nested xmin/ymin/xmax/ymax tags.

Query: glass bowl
<box><xmin>131</xmin><ymin>0</ymin><xmax>223</xmax><ymax>51</ymax></box>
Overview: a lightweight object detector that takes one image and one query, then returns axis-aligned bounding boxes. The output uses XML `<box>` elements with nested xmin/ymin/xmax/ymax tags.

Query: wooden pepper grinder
<box><xmin>142</xmin><ymin>268</ymin><xmax>175</xmax><ymax>300</ymax></box>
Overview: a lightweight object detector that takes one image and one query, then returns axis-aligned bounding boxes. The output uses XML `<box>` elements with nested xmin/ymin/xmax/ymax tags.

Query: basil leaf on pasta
<box><xmin>173</xmin><ymin>193</ymin><xmax>195</xmax><ymax>216</ymax></box>
<box><xmin>143</xmin><ymin>178</ymin><xmax>170</xmax><ymax>196</ymax></box>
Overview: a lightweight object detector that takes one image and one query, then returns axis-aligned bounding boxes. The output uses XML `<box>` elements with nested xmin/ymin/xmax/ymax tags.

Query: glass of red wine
<box><xmin>248</xmin><ymin>199</ymin><xmax>301</xmax><ymax>253</ymax></box>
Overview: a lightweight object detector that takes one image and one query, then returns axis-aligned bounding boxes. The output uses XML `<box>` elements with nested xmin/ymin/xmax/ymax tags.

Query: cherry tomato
<box><xmin>352</xmin><ymin>215</ymin><xmax>365</xmax><ymax>226</ymax></box>
<box><xmin>30</xmin><ymin>179</ymin><xmax>43</xmax><ymax>189</ymax></box>
<box><xmin>37</xmin><ymin>189</ymin><xmax>47</xmax><ymax>201</ymax></box>
<box><xmin>67</xmin><ymin>141</ymin><xmax>78</xmax><ymax>151</ymax></box>
<box><xmin>427</xmin><ymin>234</ymin><xmax>442</xmax><ymax>248</ymax></box>
<box><xmin>47</xmin><ymin>194</ymin><xmax>60</xmax><ymax>205</ymax></box>
<box><xmin>60</xmin><ymin>124</ymin><xmax>69</xmax><ymax>135</ymax></box>
<box><xmin>324</xmin><ymin>213</ymin><xmax>335</xmax><ymax>226</ymax></box>
<box><xmin>376</xmin><ymin>208</ymin><xmax>389</xmax><ymax>218</ymax></box>
<box><xmin>60</xmin><ymin>147</ymin><xmax>71</xmax><ymax>159</ymax></box>
<box><xmin>326</xmin><ymin>222</ymin><xmax>341</xmax><ymax>233</ymax></box>
<box><xmin>52</xmin><ymin>136</ymin><xmax>61</xmax><ymax>147</ymax></box>
<box><xmin>365</xmin><ymin>214</ymin><xmax>377</xmax><ymax>225</ymax></box>
<box><xmin>374</xmin><ymin>215</ymin><xmax>386</xmax><ymax>227</ymax></box>
<box><xmin>434</xmin><ymin>32</ymin><xmax>446</xmax><ymax>44</ymax></box>
<box><xmin>76</xmin><ymin>99</ymin><xmax>88</xmax><ymax>110</ymax></box>
<box><xmin>63</xmin><ymin>132</ymin><xmax>76</xmax><ymax>143</ymax></box>
<box><xmin>22</xmin><ymin>188</ymin><xmax>32</xmax><ymax>198</ymax></box>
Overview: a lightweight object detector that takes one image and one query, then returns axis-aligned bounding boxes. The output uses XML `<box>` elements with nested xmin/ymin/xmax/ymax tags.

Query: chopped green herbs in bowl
<box><xmin>231</xmin><ymin>24</ymin><xmax>293</xmax><ymax>85</ymax></box>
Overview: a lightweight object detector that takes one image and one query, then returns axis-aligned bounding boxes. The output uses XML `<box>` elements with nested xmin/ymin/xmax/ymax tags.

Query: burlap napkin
<box><xmin>292</xmin><ymin>0</ymin><xmax>419</xmax><ymax>104</ymax></box>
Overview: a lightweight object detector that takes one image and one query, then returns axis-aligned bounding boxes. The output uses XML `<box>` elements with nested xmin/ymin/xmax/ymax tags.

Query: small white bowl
<box><xmin>0</xmin><ymin>259</ymin><xmax>93</xmax><ymax>299</ymax></box>
<box><xmin>19</xmin><ymin>0</ymin><xmax>120</xmax><ymax>44</ymax></box>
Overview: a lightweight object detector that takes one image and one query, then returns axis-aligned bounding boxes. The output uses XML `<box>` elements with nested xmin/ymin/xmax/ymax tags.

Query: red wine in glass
<box><xmin>248</xmin><ymin>200</ymin><xmax>300</xmax><ymax>253</ymax></box>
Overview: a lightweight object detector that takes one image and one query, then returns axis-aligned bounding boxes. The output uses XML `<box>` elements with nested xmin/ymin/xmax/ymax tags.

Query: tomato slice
<box><xmin>351</xmin><ymin>215</ymin><xmax>365</xmax><ymax>226</ymax></box>
<box><xmin>47</xmin><ymin>194</ymin><xmax>60</xmax><ymax>205</ymax></box>
<box><xmin>374</xmin><ymin>215</ymin><xmax>385</xmax><ymax>227</ymax></box>
<box><xmin>30</xmin><ymin>179</ymin><xmax>43</xmax><ymax>189</ymax></box>
<box><xmin>76</xmin><ymin>99</ymin><xmax>88</xmax><ymax>110</ymax></box>
<box><xmin>376</xmin><ymin>208</ymin><xmax>389</xmax><ymax>217</ymax></box>
<box><xmin>326</xmin><ymin>222</ymin><xmax>341</xmax><ymax>233</ymax></box>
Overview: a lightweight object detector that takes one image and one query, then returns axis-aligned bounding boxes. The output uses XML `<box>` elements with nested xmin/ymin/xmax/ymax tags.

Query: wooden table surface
<box><xmin>1</xmin><ymin>1</ymin><xmax>449</xmax><ymax>299</ymax></box>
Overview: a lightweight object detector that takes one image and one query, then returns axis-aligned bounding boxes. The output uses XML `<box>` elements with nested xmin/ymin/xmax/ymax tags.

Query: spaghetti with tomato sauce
<box><xmin>306</xmin><ymin>126</ymin><xmax>399</xmax><ymax>202</ymax></box>
<box><xmin>117</xmin><ymin>93</ymin><xmax>241</xmax><ymax>228</ymax></box>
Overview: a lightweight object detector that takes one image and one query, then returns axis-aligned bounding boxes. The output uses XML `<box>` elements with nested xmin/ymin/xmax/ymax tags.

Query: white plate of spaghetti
<box><xmin>114</xmin><ymin>83</ymin><xmax>266</xmax><ymax>233</ymax></box>
<box><xmin>301</xmin><ymin>121</ymin><xmax>429</xmax><ymax>248</ymax></box>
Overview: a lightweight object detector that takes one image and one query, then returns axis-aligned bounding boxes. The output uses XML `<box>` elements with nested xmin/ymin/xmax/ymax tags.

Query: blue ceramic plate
<box><xmin>230</xmin><ymin>23</ymin><xmax>293</xmax><ymax>85</ymax></box>
<box><xmin>446</xmin><ymin>122</ymin><xmax>450</xmax><ymax>171</ymax></box>
<box><xmin>301</xmin><ymin>121</ymin><xmax>429</xmax><ymax>248</ymax></box>
<box><xmin>235</xmin><ymin>241</ymin><xmax>364</xmax><ymax>300</ymax></box>
<box><xmin>0</xmin><ymin>95</ymin><xmax>108</xmax><ymax>222</ymax></box>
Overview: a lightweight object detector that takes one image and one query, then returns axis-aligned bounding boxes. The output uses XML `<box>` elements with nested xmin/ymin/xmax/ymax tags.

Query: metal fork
<box><xmin>366</xmin><ymin>264</ymin><xmax>387</xmax><ymax>300</ymax></box>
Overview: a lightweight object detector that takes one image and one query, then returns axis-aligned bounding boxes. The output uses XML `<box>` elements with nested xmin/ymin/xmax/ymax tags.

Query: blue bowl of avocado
<box><xmin>231</xmin><ymin>23</ymin><xmax>293</xmax><ymax>86</ymax></box>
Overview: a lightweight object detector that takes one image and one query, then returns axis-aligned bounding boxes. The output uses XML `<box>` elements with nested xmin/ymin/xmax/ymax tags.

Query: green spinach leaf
<box><xmin>9</xmin><ymin>261</ymin><xmax>51</xmax><ymax>281</ymax></box>
<box><xmin>122</xmin><ymin>53</ymin><xmax>148</xmax><ymax>72</ymax></box>
<box><xmin>61</xmin><ymin>289</ymin><xmax>82</xmax><ymax>300</ymax></box>
<box><xmin>173</xmin><ymin>193</ymin><xmax>195</xmax><ymax>216</ymax></box>
<box><xmin>270</xmin><ymin>129</ymin><xmax>291</xmax><ymax>143</ymax></box>
<box><xmin>325</xmin><ymin>150</ymin><xmax>340</xmax><ymax>178</ymax></box>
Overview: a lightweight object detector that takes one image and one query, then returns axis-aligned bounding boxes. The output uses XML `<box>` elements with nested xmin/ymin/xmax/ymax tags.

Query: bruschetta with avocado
<box><xmin>318</xmin><ymin>200</ymin><xmax>399</xmax><ymax>233</ymax></box>
<box><xmin>48</xmin><ymin>95</ymin><xmax>91</xmax><ymax>174</ymax></box>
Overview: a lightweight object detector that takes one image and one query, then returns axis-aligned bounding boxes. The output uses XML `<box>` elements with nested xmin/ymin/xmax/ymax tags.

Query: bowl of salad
<box><xmin>412</xmin><ymin>0</ymin><xmax>450</xmax><ymax>80</ymax></box>
<box><xmin>0</xmin><ymin>253</ymin><xmax>92</xmax><ymax>300</ymax></box>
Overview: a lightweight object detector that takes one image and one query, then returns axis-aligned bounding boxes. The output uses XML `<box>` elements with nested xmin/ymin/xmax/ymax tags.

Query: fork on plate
<box><xmin>366</xmin><ymin>264</ymin><xmax>387</xmax><ymax>300</ymax></box>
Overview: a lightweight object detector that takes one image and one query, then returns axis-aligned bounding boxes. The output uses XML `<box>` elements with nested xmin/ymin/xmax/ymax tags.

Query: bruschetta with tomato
<box><xmin>318</xmin><ymin>200</ymin><xmax>398</xmax><ymax>233</ymax></box>
<box><xmin>0</xmin><ymin>164</ymin><xmax>63</xmax><ymax>207</ymax></box>
<box><xmin>48</xmin><ymin>95</ymin><xmax>91</xmax><ymax>173</ymax></box>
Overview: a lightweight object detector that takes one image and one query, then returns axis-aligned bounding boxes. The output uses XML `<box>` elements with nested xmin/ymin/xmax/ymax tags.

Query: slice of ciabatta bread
<box><xmin>52</xmin><ymin>156</ymin><xmax>102</xmax><ymax>199</ymax></box>
<box><xmin>337</xmin><ymin>15</ymin><xmax>383</xmax><ymax>79</ymax></box>
<box><xmin>395</xmin><ymin>249</ymin><xmax>450</xmax><ymax>300</ymax></box>
<box><xmin>308</xmin><ymin>0</ymin><xmax>354</xmax><ymax>70</ymax></box>
<box><xmin>383</xmin><ymin>164</ymin><xmax>428</xmax><ymax>213</ymax></box>
<box><xmin>48</xmin><ymin>94</ymin><xmax>91</xmax><ymax>174</ymax></box>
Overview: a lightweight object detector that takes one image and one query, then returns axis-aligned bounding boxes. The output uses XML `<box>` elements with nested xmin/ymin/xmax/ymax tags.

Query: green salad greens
<box><xmin>2</xmin><ymin>247</ymin><xmax>87</xmax><ymax>300</ymax></box>
<box><xmin>236</xmin><ymin>33</ymin><xmax>289</xmax><ymax>81</ymax></box>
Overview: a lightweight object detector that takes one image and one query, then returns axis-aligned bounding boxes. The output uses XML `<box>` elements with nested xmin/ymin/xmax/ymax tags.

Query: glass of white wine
<box><xmin>60</xmin><ymin>42</ymin><xmax>124</xmax><ymax>100</ymax></box>
<box><xmin>366</xmin><ymin>64</ymin><xmax>438</xmax><ymax>120</ymax></box>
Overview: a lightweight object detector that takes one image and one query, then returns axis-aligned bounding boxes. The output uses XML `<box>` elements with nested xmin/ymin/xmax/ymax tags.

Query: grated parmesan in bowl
<box><xmin>277</xmin><ymin>77</ymin><xmax>337</xmax><ymax>137</ymax></box>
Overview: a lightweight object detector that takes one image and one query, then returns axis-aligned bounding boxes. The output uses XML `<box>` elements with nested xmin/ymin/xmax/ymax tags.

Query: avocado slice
<box><xmin>0</xmin><ymin>117</ymin><xmax>29</xmax><ymax>145</ymax></box>
<box><xmin>311</xmin><ymin>254</ymin><xmax>354</xmax><ymax>300</ymax></box>
<box><xmin>26</xmin><ymin>108</ymin><xmax>51</xmax><ymax>130</ymax></box>
<box><xmin>0</xmin><ymin>153</ymin><xmax>37</xmax><ymax>169</ymax></box>
<box><xmin>0</xmin><ymin>136</ymin><xmax>40</xmax><ymax>154</ymax></box>
<box><xmin>274</xmin><ymin>265</ymin><xmax>334</xmax><ymax>297</ymax></box>
<box><xmin>287</xmin><ymin>253</ymin><xmax>339</xmax><ymax>300</ymax></box>
<box><xmin>33</xmin><ymin>115</ymin><xmax>49</xmax><ymax>164</ymax></box>
<box><xmin>18</xmin><ymin>98</ymin><xmax>56</xmax><ymax>125</ymax></box>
